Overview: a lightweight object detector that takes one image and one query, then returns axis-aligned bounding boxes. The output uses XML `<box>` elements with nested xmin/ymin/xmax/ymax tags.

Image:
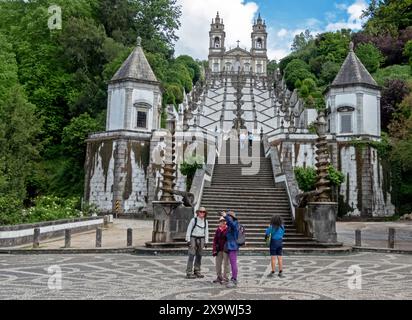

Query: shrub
<box><xmin>0</xmin><ymin>196</ymin><xmax>23</xmax><ymax>226</ymax></box>
<box><xmin>294</xmin><ymin>167</ymin><xmax>317</xmax><ymax>192</ymax></box>
<box><xmin>327</xmin><ymin>165</ymin><xmax>345</xmax><ymax>186</ymax></box>
<box><xmin>24</xmin><ymin>196</ymin><xmax>82</xmax><ymax>224</ymax></box>
<box><xmin>180</xmin><ymin>156</ymin><xmax>204</xmax><ymax>191</ymax></box>
<box><xmin>294</xmin><ymin>165</ymin><xmax>345</xmax><ymax>192</ymax></box>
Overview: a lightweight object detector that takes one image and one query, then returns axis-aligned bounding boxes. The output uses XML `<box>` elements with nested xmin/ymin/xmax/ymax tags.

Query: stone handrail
<box><xmin>263</xmin><ymin>135</ymin><xmax>300</xmax><ymax>220</ymax></box>
<box><xmin>189</xmin><ymin>132</ymin><xmax>223</xmax><ymax>212</ymax></box>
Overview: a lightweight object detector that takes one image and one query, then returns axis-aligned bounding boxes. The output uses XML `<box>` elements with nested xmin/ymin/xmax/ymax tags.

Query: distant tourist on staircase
<box><xmin>221</xmin><ymin>210</ymin><xmax>240</xmax><ymax>288</ymax></box>
<box><xmin>239</xmin><ymin>131</ymin><xmax>247</xmax><ymax>150</ymax></box>
<box><xmin>212</xmin><ymin>217</ymin><xmax>230</xmax><ymax>285</ymax></box>
<box><xmin>248</xmin><ymin>131</ymin><xmax>254</xmax><ymax>148</ymax></box>
<box><xmin>265</xmin><ymin>215</ymin><xmax>285</xmax><ymax>278</ymax></box>
<box><xmin>185</xmin><ymin>207</ymin><xmax>209</xmax><ymax>279</ymax></box>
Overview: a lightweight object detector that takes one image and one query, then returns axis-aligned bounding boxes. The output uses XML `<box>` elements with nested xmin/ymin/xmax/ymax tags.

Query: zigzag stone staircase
<box><xmin>142</xmin><ymin>140</ymin><xmax>348</xmax><ymax>254</ymax></box>
<box><xmin>201</xmin><ymin>141</ymin><xmax>328</xmax><ymax>250</ymax></box>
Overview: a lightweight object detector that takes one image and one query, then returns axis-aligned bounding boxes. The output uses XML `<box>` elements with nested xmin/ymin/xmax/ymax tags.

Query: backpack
<box><xmin>190</xmin><ymin>217</ymin><xmax>207</xmax><ymax>237</ymax></box>
<box><xmin>265</xmin><ymin>226</ymin><xmax>273</xmax><ymax>247</ymax></box>
<box><xmin>236</xmin><ymin>223</ymin><xmax>246</xmax><ymax>246</ymax></box>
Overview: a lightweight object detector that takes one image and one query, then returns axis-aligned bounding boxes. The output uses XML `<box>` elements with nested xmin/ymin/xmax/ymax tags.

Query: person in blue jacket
<box><xmin>265</xmin><ymin>215</ymin><xmax>285</xmax><ymax>278</ymax></box>
<box><xmin>221</xmin><ymin>210</ymin><xmax>239</xmax><ymax>288</ymax></box>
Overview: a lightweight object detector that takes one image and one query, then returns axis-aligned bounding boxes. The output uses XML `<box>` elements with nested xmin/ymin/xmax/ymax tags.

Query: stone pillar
<box><xmin>65</xmin><ymin>229</ymin><xmax>71</xmax><ymax>248</ymax></box>
<box><xmin>355</xmin><ymin>229</ymin><xmax>361</xmax><ymax>247</ymax></box>
<box><xmin>96</xmin><ymin>228</ymin><xmax>102</xmax><ymax>248</ymax></box>
<box><xmin>388</xmin><ymin>228</ymin><xmax>395</xmax><ymax>249</ymax></box>
<box><xmin>112</xmin><ymin>140</ymin><xmax>127</xmax><ymax>215</ymax></box>
<box><xmin>124</xmin><ymin>88</ymin><xmax>133</xmax><ymax>129</ymax></box>
<box><xmin>306</xmin><ymin>202</ymin><xmax>338</xmax><ymax>243</ymax></box>
<box><xmin>33</xmin><ymin>228</ymin><xmax>40</xmax><ymax>248</ymax></box>
<box><xmin>127</xmin><ymin>228</ymin><xmax>133</xmax><ymax>247</ymax></box>
<box><xmin>152</xmin><ymin>201</ymin><xmax>182</xmax><ymax>243</ymax></box>
<box><xmin>361</xmin><ymin>147</ymin><xmax>373</xmax><ymax>217</ymax></box>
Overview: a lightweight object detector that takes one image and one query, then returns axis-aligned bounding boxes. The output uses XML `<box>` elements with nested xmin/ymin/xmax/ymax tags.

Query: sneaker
<box><xmin>267</xmin><ymin>271</ymin><xmax>275</xmax><ymax>278</ymax></box>
<box><xmin>221</xmin><ymin>277</ymin><xmax>230</xmax><ymax>284</ymax></box>
<box><xmin>226</xmin><ymin>279</ymin><xmax>237</xmax><ymax>288</ymax></box>
<box><xmin>212</xmin><ymin>277</ymin><xmax>222</xmax><ymax>284</ymax></box>
<box><xmin>186</xmin><ymin>274</ymin><xmax>197</xmax><ymax>279</ymax></box>
<box><xmin>278</xmin><ymin>271</ymin><xmax>284</xmax><ymax>278</ymax></box>
<box><xmin>194</xmin><ymin>273</ymin><xmax>205</xmax><ymax>278</ymax></box>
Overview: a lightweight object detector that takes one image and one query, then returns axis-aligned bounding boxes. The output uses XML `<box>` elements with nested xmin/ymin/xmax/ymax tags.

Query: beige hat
<box><xmin>228</xmin><ymin>211</ymin><xmax>237</xmax><ymax>219</ymax></box>
<box><xmin>219</xmin><ymin>216</ymin><xmax>225</xmax><ymax>222</ymax></box>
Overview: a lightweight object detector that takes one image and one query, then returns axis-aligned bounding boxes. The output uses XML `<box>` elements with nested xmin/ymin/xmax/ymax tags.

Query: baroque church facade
<box><xmin>208</xmin><ymin>12</ymin><xmax>268</xmax><ymax>75</ymax></box>
<box><xmin>84</xmin><ymin>13</ymin><xmax>395</xmax><ymax>218</ymax></box>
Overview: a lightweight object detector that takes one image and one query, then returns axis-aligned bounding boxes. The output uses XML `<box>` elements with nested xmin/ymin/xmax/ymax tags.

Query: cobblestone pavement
<box><xmin>0</xmin><ymin>252</ymin><xmax>411</xmax><ymax>300</ymax></box>
<box><xmin>337</xmin><ymin>221</ymin><xmax>412</xmax><ymax>250</ymax></box>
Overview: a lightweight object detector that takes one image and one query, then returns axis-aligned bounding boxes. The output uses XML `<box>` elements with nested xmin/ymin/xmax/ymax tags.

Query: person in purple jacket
<box><xmin>212</xmin><ymin>217</ymin><xmax>230</xmax><ymax>284</ymax></box>
<box><xmin>265</xmin><ymin>215</ymin><xmax>285</xmax><ymax>278</ymax></box>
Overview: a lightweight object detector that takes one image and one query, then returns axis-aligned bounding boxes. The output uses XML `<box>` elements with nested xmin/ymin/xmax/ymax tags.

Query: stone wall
<box><xmin>84</xmin><ymin>131</ymin><xmax>151</xmax><ymax>215</ymax></box>
<box><xmin>337</xmin><ymin>143</ymin><xmax>395</xmax><ymax>217</ymax></box>
<box><xmin>268</xmin><ymin>134</ymin><xmax>395</xmax><ymax>217</ymax></box>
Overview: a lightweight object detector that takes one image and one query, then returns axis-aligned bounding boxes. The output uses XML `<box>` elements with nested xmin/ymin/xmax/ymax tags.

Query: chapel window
<box><xmin>340</xmin><ymin>113</ymin><xmax>353</xmax><ymax>133</ymax></box>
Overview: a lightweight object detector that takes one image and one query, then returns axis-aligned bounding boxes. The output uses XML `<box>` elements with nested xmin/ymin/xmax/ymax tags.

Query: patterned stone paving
<box><xmin>0</xmin><ymin>253</ymin><xmax>411</xmax><ymax>300</ymax></box>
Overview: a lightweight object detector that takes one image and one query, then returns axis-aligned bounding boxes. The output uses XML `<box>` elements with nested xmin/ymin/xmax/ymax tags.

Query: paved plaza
<box><xmin>0</xmin><ymin>252</ymin><xmax>411</xmax><ymax>300</ymax></box>
<box><xmin>8</xmin><ymin>219</ymin><xmax>412</xmax><ymax>251</ymax></box>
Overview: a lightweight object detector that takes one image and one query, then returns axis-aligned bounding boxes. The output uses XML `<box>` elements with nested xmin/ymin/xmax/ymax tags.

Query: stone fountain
<box><xmin>305</xmin><ymin>111</ymin><xmax>338</xmax><ymax>243</ymax></box>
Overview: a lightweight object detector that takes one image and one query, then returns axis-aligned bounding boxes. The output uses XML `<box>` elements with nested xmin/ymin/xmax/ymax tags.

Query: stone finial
<box><xmin>349</xmin><ymin>41</ymin><xmax>354</xmax><ymax>52</ymax></box>
<box><xmin>136</xmin><ymin>36</ymin><xmax>142</xmax><ymax>46</ymax></box>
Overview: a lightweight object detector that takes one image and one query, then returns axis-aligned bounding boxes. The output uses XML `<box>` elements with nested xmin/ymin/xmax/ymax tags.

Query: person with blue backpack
<box><xmin>265</xmin><ymin>215</ymin><xmax>285</xmax><ymax>278</ymax></box>
<box><xmin>221</xmin><ymin>210</ymin><xmax>243</xmax><ymax>288</ymax></box>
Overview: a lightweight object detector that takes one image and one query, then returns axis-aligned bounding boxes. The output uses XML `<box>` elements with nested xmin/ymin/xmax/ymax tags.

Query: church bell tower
<box><xmin>251</xmin><ymin>13</ymin><xmax>268</xmax><ymax>74</ymax></box>
<box><xmin>208</xmin><ymin>12</ymin><xmax>226</xmax><ymax>73</ymax></box>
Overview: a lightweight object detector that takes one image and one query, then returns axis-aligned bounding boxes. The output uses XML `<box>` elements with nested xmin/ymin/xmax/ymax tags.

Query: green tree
<box><xmin>363</xmin><ymin>0</ymin><xmax>412</xmax><ymax>35</ymax></box>
<box><xmin>291</xmin><ymin>30</ymin><xmax>313</xmax><ymax>52</ymax></box>
<box><xmin>319</xmin><ymin>61</ymin><xmax>341</xmax><ymax>85</ymax></box>
<box><xmin>404</xmin><ymin>40</ymin><xmax>412</xmax><ymax>71</ymax></box>
<box><xmin>355</xmin><ymin>43</ymin><xmax>385</xmax><ymax>73</ymax></box>
<box><xmin>267</xmin><ymin>60</ymin><xmax>278</xmax><ymax>75</ymax></box>
<box><xmin>61</xmin><ymin>113</ymin><xmax>103</xmax><ymax>163</ymax></box>
<box><xmin>373</xmin><ymin>65</ymin><xmax>412</xmax><ymax>86</ymax></box>
<box><xmin>176</xmin><ymin>55</ymin><xmax>201</xmax><ymax>84</ymax></box>
<box><xmin>0</xmin><ymin>86</ymin><xmax>42</xmax><ymax>200</ymax></box>
<box><xmin>284</xmin><ymin>59</ymin><xmax>317</xmax><ymax>91</ymax></box>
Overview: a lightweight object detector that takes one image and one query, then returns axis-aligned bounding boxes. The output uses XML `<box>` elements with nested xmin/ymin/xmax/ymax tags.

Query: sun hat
<box><xmin>196</xmin><ymin>207</ymin><xmax>208</xmax><ymax>215</ymax></box>
<box><xmin>228</xmin><ymin>211</ymin><xmax>237</xmax><ymax>219</ymax></box>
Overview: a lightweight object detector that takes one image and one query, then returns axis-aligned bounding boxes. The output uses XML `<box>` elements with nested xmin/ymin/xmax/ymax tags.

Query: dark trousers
<box><xmin>186</xmin><ymin>237</ymin><xmax>205</xmax><ymax>274</ymax></box>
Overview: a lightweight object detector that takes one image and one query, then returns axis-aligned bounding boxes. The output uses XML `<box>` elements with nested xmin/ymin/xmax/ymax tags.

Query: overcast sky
<box><xmin>174</xmin><ymin>0</ymin><xmax>370</xmax><ymax>61</ymax></box>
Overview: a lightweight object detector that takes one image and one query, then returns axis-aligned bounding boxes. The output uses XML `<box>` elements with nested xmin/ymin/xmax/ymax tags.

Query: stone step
<box><xmin>212</xmin><ymin>175</ymin><xmax>274</xmax><ymax>179</ymax></box>
<box><xmin>204</xmin><ymin>208</ymin><xmax>291</xmax><ymax>213</ymax></box>
<box><xmin>207</xmin><ymin>233</ymin><xmax>311</xmax><ymax>241</ymax></box>
<box><xmin>207</xmin><ymin>215</ymin><xmax>292</xmax><ymax>219</ymax></box>
<box><xmin>201</xmin><ymin>198</ymin><xmax>289</xmax><ymax>203</ymax></box>
<box><xmin>211</xmin><ymin>182</ymin><xmax>275</xmax><ymax>186</ymax></box>
<box><xmin>201</xmin><ymin>194</ymin><xmax>288</xmax><ymax>198</ymax></box>
<box><xmin>201</xmin><ymin>202</ymin><xmax>290</xmax><ymax>208</ymax></box>
<box><xmin>208</xmin><ymin>224</ymin><xmax>295</xmax><ymax>229</ymax></box>
<box><xmin>201</xmin><ymin>199</ymin><xmax>290</xmax><ymax>204</ymax></box>
<box><xmin>211</xmin><ymin>178</ymin><xmax>275</xmax><ymax>181</ymax></box>
<box><xmin>208</xmin><ymin>225</ymin><xmax>294</xmax><ymax>230</ymax></box>
<box><xmin>203</xmin><ymin>186</ymin><xmax>285</xmax><ymax>191</ymax></box>
<box><xmin>214</xmin><ymin>168</ymin><xmax>272</xmax><ymax>171</ymax></box>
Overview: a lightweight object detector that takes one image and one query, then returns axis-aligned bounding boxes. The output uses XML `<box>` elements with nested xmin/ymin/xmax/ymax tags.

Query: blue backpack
<box><xmin>236</xmin><ymin>224</ymin><xmax>246</xmax><ymax>246</ymax></box>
